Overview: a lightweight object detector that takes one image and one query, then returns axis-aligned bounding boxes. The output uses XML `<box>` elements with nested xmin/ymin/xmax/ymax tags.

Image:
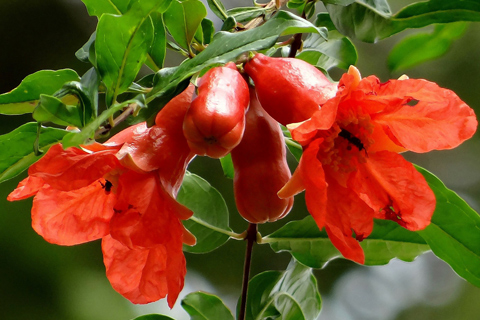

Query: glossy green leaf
<box><xmin>416</xmin><ymin>166</ymin><xmax>480</xmax><ymax>288</ymax></box>
<box><xmin>0</xmin><ymin>123</ymin><xmax>68</xmax><ymax>183</ymax></box>
<box><xmin>182</xmin><ymin>292</ymin><xmax>234</xmax><ymax>320</ymax></box>
<box><xmin>80</xmin><ymin>0</ymin><xmax>130</xmax><ymax>16</ymax></box>
<box><xmin>149</xmin><ymin>12</ymin><xmax>167</xmax><ymax>70</ymax></box>
<box><xmin>327</xmin><ymin>0</ymin><xmax>480</xmax><ymax>42</ymax></box>
<box><xmin>131</xmin><ymin>315</ymin><xmax>176</xmax><ymax>320</ymax></box>
<box><xmin>387</xmin><ymin>22</ymin><xmax>468</xmax><ymax>72</ymax></box>
<box><xmin>226</xmin><ymin>7</ymin><xmax>266</xmax><ymax>23</ymax></box>
<box><xmin>96</xmin><ymin>0</ymin><xmax>160</xmax><ymax>105</ymax></box>
<box><xmin>0</xmin><ymin>70</ymin><xmax>80</xmax><ymax>115</ymax></box>
<box><xmin>61</xmin><ymin>94</ymin><xmax>145</xmax><ymax>148</ymax></box>
<box><xmin>264</xmin><ymin>216</ymin><xmax>429</xmax><ymax>268</ymax></box>
<box><xmin>142</xmin><ymin>10</ymin><xmax>324</xmax><ymax>123</ymax></box>
<box><xmin>75</xmin><ymin>31</ymin><xmax>97</xmax><ymax>65</ymax></box>
<box><xmin>298</xmin><ymin>13</ymin><xmax>357</xmax><ymax>70</ymax></box>
<box><xmin>177</xmin><ymin>172</ymin><xmax>232</xmax><ymax>253</ymax></box>
<box><xmin>219</xmin><ymin>154</ymin><xmax>234</xmax><ymax>179</ymax></box>
<box><xmin>206</xmin><ymin>0</ymin><xmax>228</xmax><ymax>21</ymax></box>
<box><xmin>164</xmin><ymin>0</ymin><xmax>207</xmax><ymax>51</ymax></box>
<box><xmin>33</xmin><ymin>95</ymin><xmax>83</xmax><ymax>128</ymax></box>
<box><xmin>245</xmin><ymin>259</ymin><xmax>321</xmax><ymax>320</ymax></box>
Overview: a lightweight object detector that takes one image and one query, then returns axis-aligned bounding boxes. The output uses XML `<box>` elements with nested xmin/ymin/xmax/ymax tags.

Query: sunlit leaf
<box><xmin>387</xmin><ymin>22</ymin><xmax>468</xmax><ymax>71</ymax></box>
<box><xmin>0</xmin><ymin>123</ymin><xmax>68</xmax><ymax>183</ymax></box>
<box><xmin>164</xmin><ymin>0</ymin><xmax>207</xmax><ymax>50</ymax></box>
<box><xmin>0</xmin><ymin>70</ymin><xmax>80</xmax><ymax>115</ymax></box>
<box><xmin>182</xmin><ymin>292</ymin><xmax>234</xmax><ymax>320</ymax></box>
<box><xmin>245</xmin><ymin>259</ymin><xmax>321</xmax><ymax>320</ymax></box>
<box><xmin>416</xmin><ymin>166</ymin><xmax>480</xmax><ymax>288</ymax></box>
<box><xmin>177</xmin><ymin>172</ymin><xmax>232</xmax><ymax>253</ymax></box>
<box><xmin>149</xmin><ymin>12</ymin><xmax>167</xmax><ymax>70</ymax></box>
<box><xmin>96</xmin><ymin>0</ymin><xmax>161</xmax><ymax>105</ymax></box>
<box><xmin>80</xmin><ymin>0</ymin><xmax>130</xmax><ymax>16</ymax></box>
<box><xmin>264</xmin><ymin>216</ymin><xmax>430</xmax><ymax>268</ymax></box>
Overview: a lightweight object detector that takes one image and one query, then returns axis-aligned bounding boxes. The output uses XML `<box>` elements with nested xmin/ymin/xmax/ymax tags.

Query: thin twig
<box><xmin>288</xmin><ymin>10</ymin><xmax>307</xmax><ymax>57</ymax></box>
<box><xmin>94</xmin><ymin>104</ymin><xmax>137</xmax><ymax>138</ymax></box>
<box><xmin>238</xmin><ymin>223</ymin><xmax>258</xmax><ymax>320</ymax></box>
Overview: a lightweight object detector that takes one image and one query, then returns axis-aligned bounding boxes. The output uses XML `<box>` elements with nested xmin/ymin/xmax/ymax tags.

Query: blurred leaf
<box><xmin>0</xmin><ymin>70</ymin><xmax>80</xmax><ymax>115</ymax></box>
<box><xmin>182</xmin><ymin>292</ymin><xmax>234</xmax><ymax>320</ymax></box>
<box><xmin>61</xmin><ymin>94</ymin><xmax>145</xmax><ymax>148</ymax></box>
<box><xmin>177</xmin><ymin>172</ymin><xmax>232</xmax><ymax>253</ymax></box>
<box><xmin>96</xmin><ymin>0</ymin><xmax>160</xmax><ymax>105</ymax></box>
<box><xmin>327</xmin><ymin>0</ymin><xmax>480</xmax><ymax>42</ymax></box>
<box><xmin>226</xmin><ymin>7</ymin><xmax>266</xmax><ymax>23</ymax></box>
<box><xmin>245</xmin><ymin>259</ymin><xmax>321</xmax><ymax>320</ymax></box>
<box><xmin>206</xmin><ymin>0</ymin><xmax>228</xmax><ymax>21</ymax></box>
<box><xmin>131</xmin><ymin>315</ymin><xmax>175</xmax><ymax>320</ymax></box>
<box><xmin>0</xmin><ymin>123</ymin><xmax>67</xmax><ymax>183</ymax></box>
<box><xmin>416</xmin><ymin>166</ymin><xmax>480</xmax><ymax>288</ymax></box>
<box><xmin>387</xmin><ymin>22</ymin><xmax>468</xmax><ymax>71</ymax></box>
<box><xmin>264</xmin><ymin>216</ymin><xmax>429</xmax><ymax>268</ymax></box>
<box><xmin>220</xmin><ymin>154</ymin><xmax>234</xmax><ymax>179</ymax></box>
<box><xmin>164</xmin><ymin>0</ymin><xmax>207</xmax><ymax>50</ymax></box>
<box><xmin>142</xmin><ymin>10</ymin><xmax>324</xmax><ymax>123</ymax></box>
<box><xmin>149</xmin><ymin>12</ymin><xmax>167</xmax><ymax>70</ymax></box>
<box><xmin>322</xmin><ymin>0</ymin><xmax>355</xmax><ymax>4</ymax></box>
<box><xmin>221</xmin><ymin>16</ymin><xmax>237</xmax><ymax>32</ymax></box>
<box><xmin>33</xmin><ymin>95</ymin><xmax>83</xmax><ymax>128</ymax></box>
<box><xmin>80</xmin><ymin>0</ymin><xmax>130</xmax><ymax>16</ymax></box>
<box><xmin>298</xmin><ymin>13</ymin><xmax>357</xmax><ymax>70</ymax></box>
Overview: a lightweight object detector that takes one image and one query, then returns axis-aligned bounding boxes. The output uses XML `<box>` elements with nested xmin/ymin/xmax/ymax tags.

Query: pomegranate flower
<box><xmin>8</xmin><ymin>85</ymin><xmax>196</xmax><ymax>306</ymax></box>
<box><xmin>279</xmin><ymin>66</ymin><xmax>477</xmax><ymax>264</ymax></box>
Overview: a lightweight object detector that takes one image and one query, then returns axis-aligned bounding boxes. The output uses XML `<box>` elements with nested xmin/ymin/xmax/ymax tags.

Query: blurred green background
<box><xmin>1</xmin><ymin>1</ymin><xmax>480</xmax><ymax>319</ymax></box>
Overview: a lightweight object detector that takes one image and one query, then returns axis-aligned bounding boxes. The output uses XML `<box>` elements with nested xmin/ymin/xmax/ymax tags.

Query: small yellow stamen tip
<box><xmin>347</xmin><ymin>65</ymin><xmax>362</xmax><ymax>87</ymax></box>
<box><xmin>286</xmin><ymin>120</ymin><xmax>307</xmax><ymax>131</ymax></box>
<box><xmin>397</xmin><ymin>74</ymin><xmax>409</xmax><ymax>80</ymax></box>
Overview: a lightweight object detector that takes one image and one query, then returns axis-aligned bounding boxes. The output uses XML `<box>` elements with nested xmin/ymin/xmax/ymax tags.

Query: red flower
<box><xmin>279</xmin><ymin>66</ymin><xmax>477</xmax><ymax>264</ymax></box>
<box><xmin>8</xmin><ymin>85</ymin><xmax>196</xmax><ymax>306</ymax></box>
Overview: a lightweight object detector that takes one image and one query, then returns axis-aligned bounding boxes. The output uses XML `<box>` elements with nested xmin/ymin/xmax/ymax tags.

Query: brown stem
<box><xmin>94</xmin><ymin>104</ymin><xmax>137</xmax><ymax>138</ymax></box>
<box><xmin>288</xmin><ymin>10</ymin><xmax>307</xmax><ymax>58</ymax></box>
<box><xmin>238</xmin><ymin>223</ymin><xmax>258</xmax><ymax>320</ymax></box>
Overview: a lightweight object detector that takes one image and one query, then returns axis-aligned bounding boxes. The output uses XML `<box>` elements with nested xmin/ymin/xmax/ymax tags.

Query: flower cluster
<box><xmin>8</xmin><ymin>54</ymin><xmax>477</xmax><ymax>306</ymax></box>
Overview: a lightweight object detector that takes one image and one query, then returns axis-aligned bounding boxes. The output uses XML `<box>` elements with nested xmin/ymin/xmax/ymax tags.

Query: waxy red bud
<box><xmin>183</xmin><ymin>62</ymin><xmax>250</xmax><ymax>158</ymax></box>
<box><xmin>244</xmin><ymin>53</ymin><xmax>337</xmax><ymax>126</ymax></box>
<box><xmin>231</xmin><ymin>88</ymin><xmax>294</xmax><ymax>223</ymax></box>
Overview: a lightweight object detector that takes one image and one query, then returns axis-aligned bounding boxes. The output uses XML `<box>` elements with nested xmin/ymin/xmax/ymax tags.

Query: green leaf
<box><xmin>142</xmin><ymin>10</ymin><xmax>324</xmax><ymax>123</ymax></box>
<box><xmin>33</xmin><ymin>95</ymin><xmax>83</xmax><ymax>128</ymax></box>
<box><xmin>327</xmin><ymin>0</ymin><xmax>480</xmax><ymax>42</ymax></box>
<box><xmin>149</xmin><ymin>12</ymin><xmax>167</xmax><ymax>70</ymax></box>
<box><xmin>416</xmin><ymin>166</ymin><xmax>480</xmax><ymax>288</ymax></box>
<box><xmin>61</xmin><ymin>94</ymin><xmax>146</xmax><ymax>148</ymax></box>
<box><xmin>96</xmin><ymin>0</ymin><xmax>160</xmax><ymax>105</ymax></box>
<box><xmin>182</xmin><ymin>292</ymin><xmax>234</xmax><ymax>320</ymax></box>
<box><xmin>0</xmin><ymin>123</ymin><xmax>68</xmax><ymax>183</ymax></box>
<box><xmin>80</xmin><ymin>0</ymin><xmax>130</xmax><ymax>16</ymax></box>
<box><xmin>219</xmin><ymin>154</ymin><xmax>234</xmax><ymax>179</ymax></box>
<box><xmin>387</xmin><ymin>22</ymin><xmax>468</xmax><ymax>72</ymax></box>
<box><xmin>75</xmin><ymin>31</ymin><xmax>97</xmax><ymax>65</ymax></box>
<box><xmin>226</xmin><ymin>7</ymin><xmax>266</xmax><ymax>23</ymax></box>
<box><xmin>322</xmin><ymin>0</ymin><xmax>355</xmax><ymax>4</ymax></box>
<box><xmin>0</xmin><ymin>70</ymin><xmax>80</xmax><ymax>115</ymax></box>
<box><xmin>245</xmin><ymin>259</ymin><xmax>321</xmax><ymax>320</ymax></box>
<box><xmin>164</xmin><ymin>0</ymin><xmax>207</xmax><ymax>50</ymax></box>
<box><xmin>200</xmin><ymin>19</ymin><xmax>215</xmax><ymax>45</ymax></box>
<box><xmin>282</xmin><ymin>126</ymin><xmax>303</xmax><ymax>162</ymax></box>
<box><xmin>206</xmin><ymin>0</ymin><xmax>228</xmax><ymax>21</ymax></box>
<box><xmin>177</xmin><ymin>172</ymin><xmax>232</xmax><ymax>253</ymax></box>
<box><xmin>297</xmin><ymin>13</ymin><xmax>357</xmax><ymax>70</ymax></box>
<box><xmin>131</xmin><ymin>315</ymin><xmax>176</xmax><ymax>320</ymax></box>
<box><xmin>264</xmin><ymin>216</ymin><xmax>430</xmax><ymax>268</ymax></box>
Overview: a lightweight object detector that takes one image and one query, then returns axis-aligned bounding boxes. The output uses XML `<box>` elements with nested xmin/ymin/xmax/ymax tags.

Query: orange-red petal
<box><xmin>29</xmin><ymin>144</ymin><xmax>120</xmax><ymax>191</ymax></box>
<box><xmin>350</xmin><ymin>151</ymin><xmax>435</xmax><ymax>231</ymax></box>
<box><xmin>7</xmin><ymin>176</ymin><xmax>45</xmax><ymax>201</ymax></box>
<box><xmin>102</xmin><ymin>235</ymin><xmax>186</xmax><ymax>307</ymax></box>
<box><xmin>31</xmin><ymin>181</ymin><xmax>116</xmax><ymax>245</ymax></box>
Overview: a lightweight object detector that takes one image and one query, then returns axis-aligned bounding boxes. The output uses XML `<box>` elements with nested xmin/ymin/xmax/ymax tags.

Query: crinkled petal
<box><xmin>373</xmin><ymin>79</ymin><xmax>477</xmax><ymax>152</ymax></box>
<box><xmin>325</xmin><ymin>176</ymin><xmax>374</xmax><ymax>264</ymax></box>
<box><xmin>109</xmin><ymin>171</ymin><xmax>193</xmax><ymax>249</ymax></box>
<box><xmin>102</xmin><ymin>233</ymin><xmax>186</xmax><ymax>307</ymax></box>
<box><xmin>7</xmin><ymin>176</ymin><xmax>45</xmax><ymax>201</ymax></box>
<box><xmin>31</xmin><ymin>181</ymin><xmax>116</xmax><ymax>245</ymax></box>
<box><xmin>29</xmin><ymin>144</ymin><xmax>120</xmax><ymax>191</ymax></box>
<box><xmin>350</xmin><ymin>151</ymin><xmax>435</xmax><ymax>231</ymax></box>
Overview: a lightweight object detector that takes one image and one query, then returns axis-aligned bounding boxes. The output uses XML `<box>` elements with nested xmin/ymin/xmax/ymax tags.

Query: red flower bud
<box><xmin>231</xmin><ymin>88</ymin><xmax>294</xmax><ymax>223</ymax></box>
<box><xmin>183</xmin><ymin>62</ymin><xmax>250</xmax><ymax>158</ymax></box>
<box><xmin>244</xmin><ymin>53</ymin><xmax>337</xmax><ymax>126</ymax></box>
